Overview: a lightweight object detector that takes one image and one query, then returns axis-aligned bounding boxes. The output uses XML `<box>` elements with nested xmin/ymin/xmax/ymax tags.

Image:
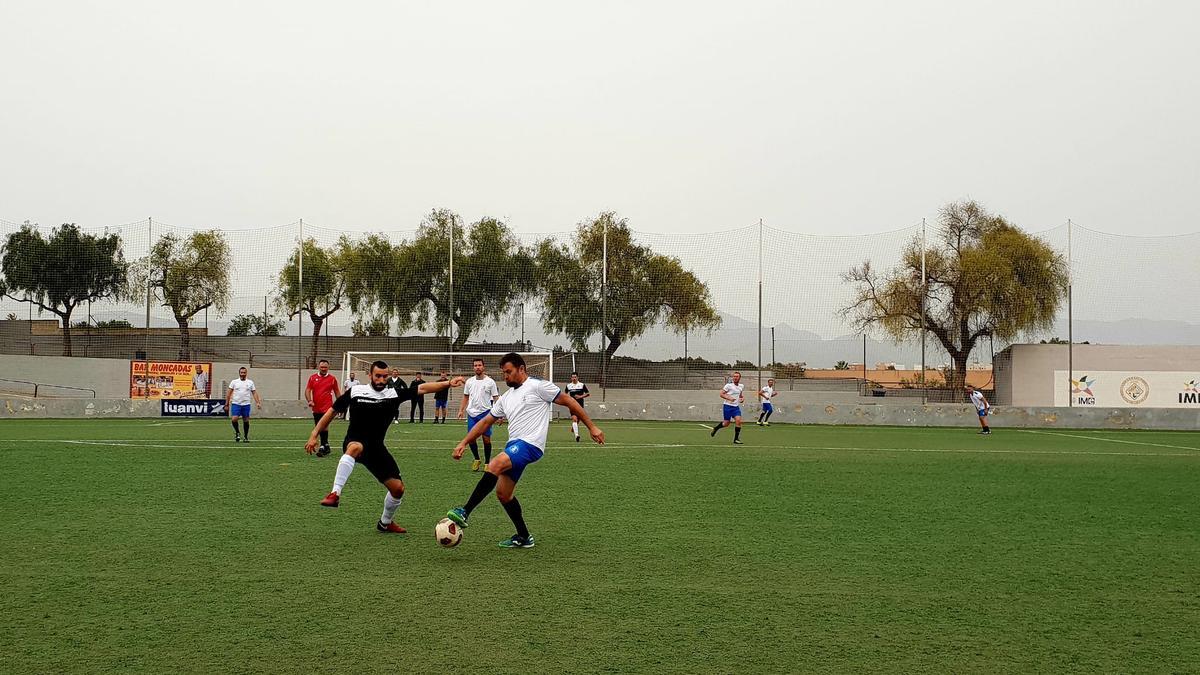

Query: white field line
<box><xmin>1016</xmin><ymin>429</ymin><xmax>1200</xmax><ymax>451</ymax></box>
<box><xmin>0</xmin><ymin>438</ymin><xmax>1192</xmax><ymax>458</ymax></box>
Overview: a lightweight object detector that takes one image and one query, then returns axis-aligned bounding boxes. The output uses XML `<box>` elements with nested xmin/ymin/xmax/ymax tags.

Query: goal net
<box><xmin>341</xmin><ymin>350</ymin><xmax>554</xmax><ymax>408</ymax></box>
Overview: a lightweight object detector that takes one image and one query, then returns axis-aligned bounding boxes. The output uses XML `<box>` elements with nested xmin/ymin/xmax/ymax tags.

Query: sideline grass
<box><xmin>1</xmin><ymin>418</ymin><xmax>1197</xmax><ymax>673</ymax></box>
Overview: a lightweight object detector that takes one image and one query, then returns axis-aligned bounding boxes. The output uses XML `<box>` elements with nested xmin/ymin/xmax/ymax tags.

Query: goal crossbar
<box><xmin>342</xmin><ymin>351</ymin><xmax>554</xmax><ymax>385</ymax></box>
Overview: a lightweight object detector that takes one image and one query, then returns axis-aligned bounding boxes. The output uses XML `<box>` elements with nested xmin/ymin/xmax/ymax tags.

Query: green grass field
<box><xmin>1</xmin><ymin>417</ymin><xmax>1198</xmax><ymax>673</ymax></box>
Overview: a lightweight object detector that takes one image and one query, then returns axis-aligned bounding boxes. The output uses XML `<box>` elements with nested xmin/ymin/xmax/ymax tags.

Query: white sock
<box><xmin>380</xmin><ymin>492</ymin><xmax>403</xmax><ymax>524</ymax></box>
<box><xmin>572</xmin><ymin>421</ymin><xmax>579</xmax><ymax>437</ymax></box>
<box><xmin>332</xmin><ymin>454</ymin><xmax>355</xmax><ymax>494</ymax></box>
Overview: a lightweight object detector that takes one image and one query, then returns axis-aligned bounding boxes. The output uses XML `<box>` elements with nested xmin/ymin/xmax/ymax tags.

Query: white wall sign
<box><xmin>1054</xmin><ymin>371</ymin><xmax>1200</xmax><ymax>408</ymax></box>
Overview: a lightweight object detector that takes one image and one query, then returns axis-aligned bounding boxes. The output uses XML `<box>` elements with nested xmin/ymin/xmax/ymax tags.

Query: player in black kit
<box><xmin>306</xmin><ymin>360</ymin><xmax>464</xmax><ymax>533</ymax></box>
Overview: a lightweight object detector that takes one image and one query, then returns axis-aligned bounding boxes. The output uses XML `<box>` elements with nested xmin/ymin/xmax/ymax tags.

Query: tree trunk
<box><xmin>949</xmin><ymin>352</ymin><xmax>969</xmax><ymax>399</ymax></box>
<box><xmin>176</xmin><ymin>316</ymin><xmax>191</xmax><ymax>361</ymax></box>
<box><xmin>58</xmin><ymin>309</ymin><xmax>74</xmax><ymax>356</ymax></box>
<box><xmin>309</xmin><ymin>315</ymin><xmax>323</xmax><ymax>369</ymax></box>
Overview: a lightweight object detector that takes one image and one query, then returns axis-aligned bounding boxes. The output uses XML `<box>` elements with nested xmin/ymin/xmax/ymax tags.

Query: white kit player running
<box><xmin>458</xmin><ymin>358</ymin><xmax>500</xmax><ymax>472</ymax></box>
<box><xmin>711</xmin><ymin>371</ymin><xmax>746</xmax><ymax>444</ymax></box>
<box><xmin>757</xmin><ymin>378</ymin><xmax>778</xmax><ymax>426</ymax></box>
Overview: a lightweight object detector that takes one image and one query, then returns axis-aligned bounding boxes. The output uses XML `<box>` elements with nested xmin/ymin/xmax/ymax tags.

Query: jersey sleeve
<box><xmin>489</xmin><ymin>396</ymin><xmax>506</xmax><ymax>419</ymax></box>
<box><xmin>580</xmin><ymin>384</ymin><xmax>590</xmax><ymax>395</ymax></box>
<box><xmin>331</xmin><ymin>389</ymin><xmax>353</xmax><ymax>413</ymax></box>
<box><xmin>489</xmin><ymin>381</ymin><xmax>499</xmax><ymax>398</ymax></box>
<box><xmin>537</xmin><ymin>379</ymin><xmax>561</xmax><ymax>403</ymax></box>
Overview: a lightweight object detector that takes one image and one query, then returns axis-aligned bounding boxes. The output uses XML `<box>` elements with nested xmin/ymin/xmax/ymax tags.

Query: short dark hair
<box><xmin>472</xmin><ymin>358</ymin><xmax>485</xmax><ymax>366</ymax></box>
<box><xmin>499</xmin><ymin>352</ymin><xmax>525</xmax><ymax>369</ymax></box>
<box><xmin>318</xmin><ymin>359</ymin><xmax>329</xmax><ymax>365</ymax></box>
<box><xmin>571</xmin><ymin>371</ymin><xmax>579</xmax><ymax>376</ymax></box>
<box><xmin>371</xmin><ymin>360</ymin><xmax>389</xmax><ymax>372</ymax></box>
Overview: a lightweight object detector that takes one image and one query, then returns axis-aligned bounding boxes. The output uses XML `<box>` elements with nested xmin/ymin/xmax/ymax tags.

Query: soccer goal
<box><xmin>341</xmin><ymin>350</ymin><xmax>555</xmax><ymax>402</ymax></box>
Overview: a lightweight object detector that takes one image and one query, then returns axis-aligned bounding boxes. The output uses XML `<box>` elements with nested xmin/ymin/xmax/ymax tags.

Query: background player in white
<box><xmin>565</xmin><ymin>372</ymin><xmax>590</xmax><ymax>441</ymax></box>
<box><xmin>344</xmin><ymin>372</ymin><xmax>360</xmax><ymax>390</ymax></box>
<box><xmin>446</xmin><ymin>353</ymin><xmax>604</xmax><ymax>548</ymax></box>
<box><xmin>226</xmin><ymin>366</ymin><xmax>262</xmax><ymax>443</ymax></box>
<box><xmin>457</xmin><ymin>358</ymin><xmax>500</xmax><ymax>471</ymax></box>
<box><xmin>757</xmin><ymin>378</ymin><xmax>778</xmax><ymax>426</ymax></box>
<box><xmin>306</xmin><ymin>360</ymin><xmax>464</xmax><ymax>533</ymax></box>
<box><xmin>966</xmin><ymin>384</ymin><xmax>992</xmax><ymax>434</ymax></box>
<box><xmin>710</xmin><ymin>371</ymin><xmax>745</xmax><ymax>444</ymax></box>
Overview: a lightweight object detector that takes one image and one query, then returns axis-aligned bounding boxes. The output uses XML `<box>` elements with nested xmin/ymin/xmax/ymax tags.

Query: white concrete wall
<box><xmin>996</xmin><ymin>344</ymin><xmax>1200</xmax><ymax>407</ymax></box>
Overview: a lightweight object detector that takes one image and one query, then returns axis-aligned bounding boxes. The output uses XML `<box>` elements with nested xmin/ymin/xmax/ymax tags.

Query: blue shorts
<box><xmin>468</xmin><ymin>413</ymin><xmax>493</xmax><ymax>437</ymax></box>
<box><xmin>231</xmin><ymin>403</ymin><xmax>251</xmax><ymax>418</ymax></box>
<box><xmin>503</xmin><ymin>438</ymin><xmax>544</xmax><ymax>482</ymax></box>
<box><xmin>977</xmin><ymin>408</ymin><xmax>988</xmax><ymax>418</ymax></box>
<box><xmin>435</xmin><ymin>399</ymin><xmax>448</xmax><ymax>409</ymax></box>
<box><xmin>762</xmin><ymin>402</ymin><xmax>774</xmax><ymax>413</ymax></box>
<box><xmin>723</xmin><ymin>404</ymin><xmax>742</xmax><ymax>421</ymax></box>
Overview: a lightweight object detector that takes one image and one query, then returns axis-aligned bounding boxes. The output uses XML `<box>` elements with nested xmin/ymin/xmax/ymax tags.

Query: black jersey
<box><xmin>332</xmin><ymin>384</ymin><xmax>413</xmax><ymax>442</ymax></box>
<box><xmin>433</xmin><ymin>377</ymin><xmax>450</xmax><ymax>402</ymax></box>
<box><xmin>566</xmin><ymin>382</ymin><xmax>589</xmax><ymax>400</ymax></box>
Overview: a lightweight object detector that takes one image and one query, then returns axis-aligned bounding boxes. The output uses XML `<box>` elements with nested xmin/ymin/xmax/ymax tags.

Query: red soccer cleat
<box><xmin>376</xmin><ymin>521</ymin><xmax>406</xmax><ymax>534</ymax></box>
<box><xmin>320</xmin><ymin>492</ymin><xmax>340</xmax><ymax>508</ymax></box>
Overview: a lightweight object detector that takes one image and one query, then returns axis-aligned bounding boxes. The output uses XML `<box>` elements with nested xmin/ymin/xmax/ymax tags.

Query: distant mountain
<box><xmin>46</xmin><ymin>307</ymin><xmax>1200</xmax><ymax>368</ymax></box>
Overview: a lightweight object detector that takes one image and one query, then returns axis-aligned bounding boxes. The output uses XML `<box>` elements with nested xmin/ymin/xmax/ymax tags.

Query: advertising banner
<box><xmin>130</xmin><ymin>361</ymin><xmax>213</xmax><ymax>399</ymax></box>
<box><xmin>1054</xmin><ymin>371</ymin><xmax>1200</xmax><ymax>408</ymax></box>
<box><xmin>161</xmin><ymin>399</ymin><xmax>229</xmax><ymax>417</ymax></box>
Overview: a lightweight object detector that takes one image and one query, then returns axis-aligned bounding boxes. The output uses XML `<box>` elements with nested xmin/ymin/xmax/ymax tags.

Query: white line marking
<box><xmin>1017</xmin><ymin>429</ymin><xmax>1200</xmax><ymax>451</ymax></box>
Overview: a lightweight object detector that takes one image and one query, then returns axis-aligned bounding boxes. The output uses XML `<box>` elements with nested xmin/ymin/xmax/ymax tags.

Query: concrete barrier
<box><xmin>2</xmin><ymin>397</ymin><xmax>1197</xmax><ymax>430</ymax></box>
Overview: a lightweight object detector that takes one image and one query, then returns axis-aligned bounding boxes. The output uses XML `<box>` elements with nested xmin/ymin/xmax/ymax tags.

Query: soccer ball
<box><xmin>435</xmin><ymin>518</ymin><xmax>462</xmax><ymax>548</ymax></box>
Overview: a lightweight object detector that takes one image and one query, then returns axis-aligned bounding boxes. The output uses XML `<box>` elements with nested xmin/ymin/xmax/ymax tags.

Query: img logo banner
<box><xmin>1056</xmin><ymin>371</ymin><xmax>1200</xmax><ymax>408</ymax></box>
<box><xmin>161</xmin><ymin>399</ymin><xmax>228</xmax><ymax>417</ymax></box>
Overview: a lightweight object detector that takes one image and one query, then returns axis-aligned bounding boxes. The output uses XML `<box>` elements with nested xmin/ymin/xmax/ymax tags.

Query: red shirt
<box><xmin>306</xmin><ymin>373</ymin><xmax>339</xmax><ymax>413</ymax></box>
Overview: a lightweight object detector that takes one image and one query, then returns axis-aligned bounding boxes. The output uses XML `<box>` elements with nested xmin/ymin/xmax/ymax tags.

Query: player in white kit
<box><xmin>710</xmin><ymin>371</ymin><xmax>746</xmax><ymax>444</ymax></box>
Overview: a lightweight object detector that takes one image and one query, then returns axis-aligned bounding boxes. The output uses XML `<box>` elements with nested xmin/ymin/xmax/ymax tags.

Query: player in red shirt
<box><xmin>305</xmin><ymin>358</ymin><xmax>342</xmax><ymax>457</ymax></box>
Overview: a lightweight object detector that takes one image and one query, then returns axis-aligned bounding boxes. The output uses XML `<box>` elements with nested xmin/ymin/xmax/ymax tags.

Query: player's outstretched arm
<box><xmin>418</xmin><ymin>375</ymin><xmax>464</xmax><ymax>396</ymax></box>
<box><xmin>305</xmin><ymin>409</ymin><xmax>337</xmax><ymax>454</ymax></box>
<box><xmin>555</xmin><ymin>393</ymin><xmax>604</xmax><ymax>444</ymax></box>
<box><xmin>452</xmin><ymin>414</ymin><xmax>497</xmax><ymax>460</ymax></box>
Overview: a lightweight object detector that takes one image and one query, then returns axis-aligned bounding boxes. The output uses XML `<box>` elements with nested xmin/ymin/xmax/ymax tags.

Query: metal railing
<box><xmin>0</xmin><ymin>378</ymin><xmax>97</xmax><ymax>398</ymax></box>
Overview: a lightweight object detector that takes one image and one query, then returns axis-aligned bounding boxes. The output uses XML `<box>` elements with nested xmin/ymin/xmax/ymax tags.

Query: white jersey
<box><xmin>970</xmin><ymin>390</ymin><xmax>988</xmax><ymax>411</ymax></box>
<box><xmin>722</xmin><ymin>382</ymin><xmax>745</xmax><ymax>406</ymax></box>
<box><xmin>759</xmin><ymin>385</ymin><xmax>775</xmax><ymax>401</ymax></box>
<box><xmin>192</xmin><ymin>371</ymin><xmax>209</xmax><ymax>393</ymax></box>
<box><xmin>344</xmin><ymin>378</ymin><xmax>360</xmax><ymax>390</ymax></box>
<box><xmin>489</xmin><ymin>377</ymin><xmax>560</xmax><ymax>451</ymax></box>
<box><xmin>228</xmin><ymin>378</ymin><xmax>256</xmax><ymax>405</ymax></box>
<box><xmin>464</xmin><ymin>376</ymin><xmax>500</xmax><ymax>416</ymax></box>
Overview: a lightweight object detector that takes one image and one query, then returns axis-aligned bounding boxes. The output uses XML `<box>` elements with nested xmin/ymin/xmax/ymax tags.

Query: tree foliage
<box><xmin>842</xmin><ymin>201</ymin><xmax>1067</xmax><ymax>390</ymax></box>
<box><xmin>133</xmin><ymin>230</ymin><xmax>232</xmax><ymax>360</ymax></box>
<box><xmin>279</xmin><ymin>238</ymin><xmax>347</xmax><ymax>367</ymax></box>
<box><xmin>0</xmin><ymin>223</ymin><xmax>128</xmax><ymax>355</ymax></box>
<box><xmin>342</xmin><ymin>210</ymin><xmax>536</xmax><ymax>347</ymax></box>
<box><xmin>535</xmin><ymin>212</ymin><xmax>721</xmax><ymax>362</ymax></box>
<box><xmin>226</xmin><ymin>314</ymin><xmax>285</xmax><ymax>337</ymax></box>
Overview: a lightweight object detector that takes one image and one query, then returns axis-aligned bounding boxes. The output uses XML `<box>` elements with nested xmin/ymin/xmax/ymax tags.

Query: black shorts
<box><xmin>342</xmin><ymin>436</ymin><xmax>402</xmax><ymax>484</ymax></box>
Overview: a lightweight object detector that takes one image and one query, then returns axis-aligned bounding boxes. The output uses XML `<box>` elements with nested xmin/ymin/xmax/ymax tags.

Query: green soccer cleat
<box><xmin>498</xmin><ymin>534</ymin><xmax>535</xmax><ymax>549</ymax></box>
<box><xmin>446</xmin><ymin>507</ymin><xmax>469</xmax><ymax>529</ymax></box>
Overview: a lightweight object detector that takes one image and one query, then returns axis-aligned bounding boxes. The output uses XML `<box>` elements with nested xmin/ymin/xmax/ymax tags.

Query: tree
<box><xmin>279</xmin><ymin>238</ymin><xmax>347</xmax><ymax>367</ymax></box>
<box><xmin>842</xmin><ymin>201</ymin><xmax>1067</xmax><ymax>391</ymax></box>
<box><xmin>342</xmin><ymin>210</ymin><xmax>537</xmax><ymax>347</ymax></box>
<box><xmin>226</xmin><ymin>314</ymin><xmax>285</xmax><ymax>337</ymax></box>
<box><xmin>133</xmin><ymin>231</ymin><xmax>232</xmax><ymax>360</ymax></box>
<box><xmin>834</xmin><ymin>360</ymin><xmax>851</xmax><ymax>370</ymax></box>
<box><xmin>0</xmin><ymin>223</ymin><xmax>128</xmax><ymax>355</ymax></box>
<box><xmin>535</xmin><ymin>212</ymin><xmax>721</xmax><ymax>363</ymax></box>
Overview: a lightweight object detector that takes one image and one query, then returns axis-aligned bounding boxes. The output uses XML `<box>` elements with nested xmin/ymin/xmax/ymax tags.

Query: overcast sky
<box><xmin>2</xmin><ymin>1</ymin><xmax>1197</xmax><ymax>236</ymax></box>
